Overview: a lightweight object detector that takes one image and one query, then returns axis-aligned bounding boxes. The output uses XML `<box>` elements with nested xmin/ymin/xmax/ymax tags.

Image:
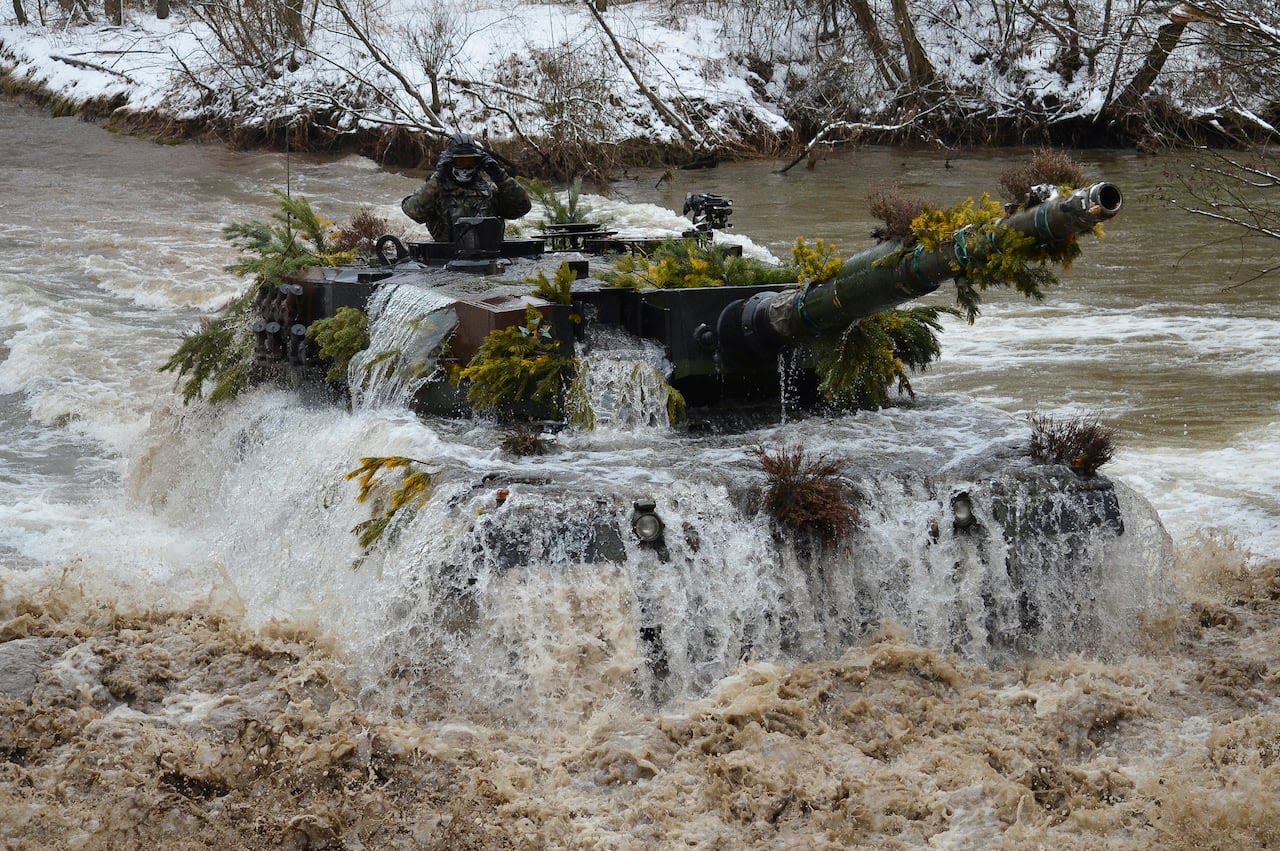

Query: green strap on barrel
<box><xmin>953</xmin><ymin>228</ymin><xmax>969</xmax><ymax>267</ymax></box>
<box><xmin>911</xmin><ymin>244</ymin><xmax>928</xmax><ymax>284</ymax></box>
<box><xmin>1035</xmin><ymin>203</ymin><xmax>1056</xmax><ymax>242</ymax></box>
<box><xmin>796</xmin><ymin>283</ymin><xmax>816</xmax><ymax>329</ymax></box>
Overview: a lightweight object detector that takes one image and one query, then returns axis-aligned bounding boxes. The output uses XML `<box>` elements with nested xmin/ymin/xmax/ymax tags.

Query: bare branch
<box><xmin>446</xmin><ymin>78</ymin><xmax>548</xmax><ymax>166</ymax></box>
<box><xmin>777</xmin><ymin>104</ymin><xmax>949</xmax><ymax>174</ymax></box>
<box><xmin>1170</xmin><ymin>202</ymin><xmax>1280</xmax><ymax>240</ymax></box>
<box><xmin>582</xmin><ymin>0</ymin><xmax>703</xmax><ymax>149</ymax></box>
<box><xmin>50</xmin><ymin>52</ymin><xmax>138</xmax><ymax>82</ymax></box>
<box><xmin>325</xmin><ymin>0</ymin><xmax>447</xmax><ymax>133</ymax></box>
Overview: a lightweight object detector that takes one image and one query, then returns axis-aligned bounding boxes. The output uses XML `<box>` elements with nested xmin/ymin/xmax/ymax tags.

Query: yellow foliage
<box><xmin>602</xmin><ymin>239</ymin><xmax>794</xmax><ymax>290</ymax></box>
<box><xmin>905</xmin><ymin>193</ymin><xmax>1067</xmax><ymax>322</ymax></box>
<box><xmin>790</xmin><ymin>237</ymin><xmax>844</xmax><ymax>285</ymax></box>
<box><xmin>458</xmin><ymin>306</ymin><xmax>574</xmax><ymax>415</ymax></box>
<box><xmin>910</xmin><ymin>194</ymin><xmax>1006</xmax><ymax>255</ymax></box>
<box><xmin>344</xmin><ymin>456</ymin><xmax>434</xmax><ymax>551</ymax></box>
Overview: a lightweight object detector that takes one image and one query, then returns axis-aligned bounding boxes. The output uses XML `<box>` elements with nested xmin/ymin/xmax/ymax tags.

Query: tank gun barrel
<box><xmin>726</xmin><ymin>182</ymin><xmax>1122</xmax><ymax>356</ymax></box>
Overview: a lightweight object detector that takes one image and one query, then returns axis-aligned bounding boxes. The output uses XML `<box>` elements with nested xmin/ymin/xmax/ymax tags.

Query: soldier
<box><xmin>401</xmin><ymin>134</ymin><xmax>532</xmax><ymax>241</ymax></box>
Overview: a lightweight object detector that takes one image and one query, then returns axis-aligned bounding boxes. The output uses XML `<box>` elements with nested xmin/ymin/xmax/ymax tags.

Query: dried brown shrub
<box><xmin>335</xmin><ymin>207</ymin><xmax>397</xmax><ymax>255</ymax></box>
<box><xmin>1027</xmin><ymin>412</ymin><xmax>1117</xmax><ymax>475</ymax></box>
<box><xmin>999</xmin><ymin>149</ymin><xmax>1088</xmax><ymax>207</ymax></box>
<box><xmin>500</xmin><ymin>425</ymin><xmax>553</xmax><ymax>456</ymax></box>
<box><xmin>868</xmin><ymin>186</ymin><xmax>927</xmax><ymax>243</ymax></box>
<box><xmin>751</xmin><ymin>444</ymin><xmax>856</xmax><ymax>541</ymax></box>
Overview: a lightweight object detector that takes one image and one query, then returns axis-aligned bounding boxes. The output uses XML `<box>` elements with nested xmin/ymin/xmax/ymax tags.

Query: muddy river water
<box><xmin>2</xmin><ymin>102</ymin><xmax>1279</xmax><ymax>849</ymax></box>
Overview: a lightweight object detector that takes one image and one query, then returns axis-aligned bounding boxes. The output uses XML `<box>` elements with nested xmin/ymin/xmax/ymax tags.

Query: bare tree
<box><xmin>888</xmin><ymin>0</ymin><xmax>935</xmax><ymax>90</ymax></box>
<box><xmin>12</xmin><ymin>0</ymin><xmax>29</xmax><ymax>24</ymax></box>
<box><xmin>190</xmin><ymin>0</ymin><xmax>316</xmax><ymax>73</ymax></box>
<box><xmin>1169</xmin><ymin>148</ymin><xmax>1280</xmax><ymax>285</ymax></box>
<box><xmin>487</xmin><ymin>38</ymin><xmax>623</xmax><ymax>176</ymax></box>
<box><xmin>305</xmin><ymin>0</ymin><xmax>448</xmax><ymax>133</ymax></box>
<box><xmin>1108</xmin><ymin>9</ymin><xmax>1187</xmax><ymax>112</ymax></box>
<box><xmin>1174</xmin><ymin>0</ymin><xmax>1280</xmax><ymax>50</ymax></box>
<box><xmin>583</xmin><ymin>0</ymin><xmax>703</xmax><ymax>148</ymax></box>
<box><xmin>404</xmin><ymin>0</ymin><xmax>471</xmax><ymax>115</ymax></box>
<box><xmin>846</xmin><ymin>0</ymin><xmax>904</xmax><ymax>89</ymax></box>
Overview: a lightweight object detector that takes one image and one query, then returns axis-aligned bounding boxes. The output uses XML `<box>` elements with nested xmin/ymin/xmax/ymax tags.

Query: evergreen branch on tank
<box><xmin>600</xmin><ymin>239</ymin><xmax>794</xmax><ymax>290</ymax></box>
<box><xmin>158</xmin><ymin>312</ymin><xmax>257</xmax><ymax>405</ymax></box>
<box><xmin>663</xmin><ymin>373</ymin><xmax>687</xmax><ymax>426</ymax></box>
<box><xmin>521</xmin><ymin>176</ymin><xmax>596</xmax><ymax>225</ymax></box>
<box><xmin>161</xmin><ymin>192</ymin><xmax>361</xmax><ymax>404</ymax></box>
<box><xmin>595</xmin><ymin>235</ymin><xmax>954</xmax><ymax>412</ymax></box>
<box><xmin>306</xmin><ymin>307</ymin><xmax>370</xmax><ymax>384</ymax></box>
<box><xmin>813</xmin><ymin>305</ymin><xmax>955</xmax><ymax>411</ymax></box>
<box><xmin>526</xmin><ymin>262</ymin><xmax>579</xmax><ymax>308</ymax></box>
<box><xmin>863</xmin><ymin>151</ymin><xmax>1105</xmax><ymax>325</ymax></box>
<box><xmin>791</xmin><ymin>236</ymin><xmax>953</xmax><ymax>411</ymax></box>
<box><xmin>628</xmin><ymin>363</ymin><xmax>687</xmax><ymax>427</ymax></box>
<box><xmin>563</xmin><ymin>365</ymin><xmax>596</xmax><ymax>431</ymax></box>
<box><xmin>457</xmin><ymin>306</ymin><xmax>577</xmax><ymax>418</ymax></box>
<box><xmin>345</xmin><ymin>455</ymin><xmax>435</xmax><ymax>551</ymax></box>
<box><xmin>790</xmin><ymin>237</ymin><xmax>844</xmax><ymax>286</ymax></box>
<box><xmin>885</xmin><ymin>193</ymin><xmax>1062</xmax><ymax>324</ymax></box>
<box><xmin>222</xmin><ymin>190</ymin><xmax>355</xmax><ymax>281</ymax></box>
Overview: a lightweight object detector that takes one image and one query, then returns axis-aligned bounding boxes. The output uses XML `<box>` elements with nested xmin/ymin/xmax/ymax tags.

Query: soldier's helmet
<box><xmin>441</xmin><ymin>134</ymin><xmax>484</xmax><ymax>184</ymax></box>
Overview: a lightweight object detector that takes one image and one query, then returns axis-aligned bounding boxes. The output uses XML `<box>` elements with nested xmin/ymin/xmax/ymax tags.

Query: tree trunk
<box><xmin>156</xmin><ymin>0</ymin><xmax>168</xmax><ymax>20</ymax></box>
<box><xmin>104</xmin><ymin>0</ymin><xmax>121</xmax><ymax>26</ymax></box>
<box><xmin>12</xmin><ymin>0</ymin><xmax>28</xmax><ymax>24</ymax></box>
<box><xmin>1113</xmin><ymin>20</ymin><xmax>1187</xmax><ymax>111</ymax></box>
<box><xmin>847</xmin><ymin>0</ymin><xmax>903</xmax><ymax>88</ymax></box>
<box><xmin>1056</xmin><ymin>0</ymin><xmax>1083</xmax><ymax>79</ymax></box>
<box><xmin>583</xmin><ymin>0</ymin><xmax>703</xmax><ymax>148</ymax></box>
<box><xmin>888</xmin><ymin>0</ymin><xmax>936</xmax><ymax>89</ymax></box>
<box><xmin>284</xmin><ymin>0</ymin><xmax>305</xmax><ymax>46</ymax></box>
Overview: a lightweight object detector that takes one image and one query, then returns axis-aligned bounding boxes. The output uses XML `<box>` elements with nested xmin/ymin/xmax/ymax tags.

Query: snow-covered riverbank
<box><xmin>4</xmin><ymin>1</ymin><xmax>1277</xmax><ymax>171</ymax></box>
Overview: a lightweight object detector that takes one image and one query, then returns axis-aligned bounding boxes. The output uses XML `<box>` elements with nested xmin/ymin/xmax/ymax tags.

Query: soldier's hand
<box><xmin>482</xmin><ymin>155</ymin><xmax>507</xmax><ymax>181</ymax></box>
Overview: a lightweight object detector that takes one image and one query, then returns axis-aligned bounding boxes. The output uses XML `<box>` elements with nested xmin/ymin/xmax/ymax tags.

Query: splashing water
<box><xmin>349</xmin><ymin>283</ymin><xmax>457</xmax><ymax>410</ymax></box>
<box><xmin>578</xmin><ymin>326</ymin><xmax>681</xmax><ymax>430</ymax></box>
<box><xmin>113</xmin><ymin>365</ymin><xmax>1174</xmax><ymax>728</ymax></box>
<box><xmin>7</xmin><ymin>108</ymin><xmax>1277</xmax><ymax>848</ymax></box>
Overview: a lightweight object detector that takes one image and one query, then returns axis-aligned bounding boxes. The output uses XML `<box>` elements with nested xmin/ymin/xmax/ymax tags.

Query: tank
<box><xmin>232</xmin><ymin>179</ymin><xmax>1173</xmax><ymax>661</ymax></box>
<box><xmin>254</xmin><ymin>182</ymin><xmax>1122</xmax><ymax>422</ymax></box>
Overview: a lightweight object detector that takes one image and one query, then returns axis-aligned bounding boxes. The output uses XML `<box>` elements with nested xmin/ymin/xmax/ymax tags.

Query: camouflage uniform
<box><xmin>402</xmin><ymin>172</ymin><xmax>531</xmax><ymax>241</ymax></box>
<box><xmin>401</xmin><ymin>135</ymin><xmax>532</xmax><ymax>242</ymax></box>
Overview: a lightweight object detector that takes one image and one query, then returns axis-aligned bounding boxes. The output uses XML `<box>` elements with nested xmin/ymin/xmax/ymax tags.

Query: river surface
<box><xmin>2</xmin><ymin>102</ymin><xmax>1279</xmax><ymax>848</ymax></box>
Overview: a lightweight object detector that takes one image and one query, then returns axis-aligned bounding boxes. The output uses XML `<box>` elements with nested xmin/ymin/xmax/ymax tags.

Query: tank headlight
<box><xmin>951</xmin><ymin>492</ymin><xmax>977</xmax><ymax>532</ymax></box>
<box><xmin>631</xmin><ymin>499</ymin><xmax>665</xmax><ymax>544</ymax></box>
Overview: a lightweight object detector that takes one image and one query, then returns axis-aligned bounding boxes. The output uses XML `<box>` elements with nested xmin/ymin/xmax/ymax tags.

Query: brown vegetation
<box><xmin>751</xmin><ymin>444</ymin><xmax>856</xmax><ymax>541</ymax></box>
<box><xmin>1000</xmin><ymin>148</ymin><xmax>1090</xmax><ymax>205</ymax></box>
<box><xmin>1028</xmin><ymin>412</ymin><xmax>1118</xmax><ymax>475</ymax></box>
<box><xmin>500</xmin><ymin>425</ymin><xmax>553</xmax><ymax>457</ymax></box>
<box><xmin>867</xmin><ymin>185</ymin><xmax>927</xmax><ymax>243</ymax></box>
<box><xmin>333</xmin><ymin>206</ymin><xmax>398</xmax><ymax>256</ymax></box>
